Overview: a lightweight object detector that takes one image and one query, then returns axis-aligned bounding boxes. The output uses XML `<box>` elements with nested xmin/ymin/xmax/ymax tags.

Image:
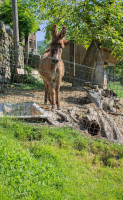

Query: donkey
<box><xmin>38</xmin><ymin>25</ymin><xmax>67</xmax><ymax>109</ymax></box>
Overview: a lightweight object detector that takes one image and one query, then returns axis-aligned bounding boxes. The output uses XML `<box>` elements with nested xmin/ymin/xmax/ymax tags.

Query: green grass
<box><xmin>108</xmin><ymin>81</ymin><xmax>123</xmax><ymax>97</ymax></box>
<box><xmin>11</xmin><ymin>74</ymin><xmax>45</xmax><ymax>90</ymax></box>
<box><xmin>0</xmin><ymin>118</ymin><xmax>123</xmax><ymax>200</ymax></box>
<box><xmin>14</xmin><ymin>66</ymin><xmax>45</xmax><ymax>90</ymax></box>
<box><xmin>21</xmin><ymin>75</ymin><xmax>44</xmax><ymax>90</ymax></box>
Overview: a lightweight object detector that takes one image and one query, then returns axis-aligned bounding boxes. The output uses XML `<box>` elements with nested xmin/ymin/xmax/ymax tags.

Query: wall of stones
<box><xmin>0</xmin><ymin>21</ymin><xmax>24</xmax><ymax>91</ymax></box>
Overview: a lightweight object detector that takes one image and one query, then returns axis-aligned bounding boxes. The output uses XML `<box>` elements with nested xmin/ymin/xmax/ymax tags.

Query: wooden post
<box><xmin>69</xmin><ymin>40</ymin><xmax>74</xmax><ymax>82</ymax></box>
<box><xmin>35</xmin><ymin>33</ymin><xmax>37</xmax><ymax>54</ymax></box>
<box><xmin>12</xmin><ymin>0</ymin><xmax>19</xmax><ymax>69</ymax></box>
<box><xmin>74</xmin><ymin>42</ymin><xmax>76</xmax><ymax>76</ymax></box>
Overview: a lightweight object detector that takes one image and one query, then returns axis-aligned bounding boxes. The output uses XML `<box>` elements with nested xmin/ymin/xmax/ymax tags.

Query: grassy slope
<box><xmin>0</xmin><ymin>118</ymin><xmax>123</xmax><ymax>200</ymax></box>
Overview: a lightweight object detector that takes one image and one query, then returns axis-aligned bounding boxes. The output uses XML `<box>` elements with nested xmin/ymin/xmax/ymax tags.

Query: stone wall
<box><xmin>28</xmin><ymin>53</ymin><xmax>40</xmax><ymax>69</ymax></box>
<box><xmin>0</xmin><ymin>21</ymin><xmax>24</xmax><ymax>91</ymax></box>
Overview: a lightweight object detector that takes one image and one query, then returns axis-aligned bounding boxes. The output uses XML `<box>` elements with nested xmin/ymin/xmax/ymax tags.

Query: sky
<box><xmin>36</xmin><ymin>23</ymin><xmax>47</xmax><ymax>41</ymax></box>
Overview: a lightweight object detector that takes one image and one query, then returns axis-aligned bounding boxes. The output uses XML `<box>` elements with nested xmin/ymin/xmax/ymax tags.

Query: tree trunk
<box><xmin>24</xmin><ymin>35</ymin><xmax>29</xmax><ymax>66</ymax></box>
<box><xmin>83</xmin><ymin>108</ymin><xmax>100</xmax><ymax>136</ymax></box>
<box><xmin>120</xmin><ymin>73</ymin><xmax>123</xmax><ymax>85</ymax></box>
<box><xmin>82</xmin><ymin>40</ymin><xmax>100</xmax><ymax>81</ymax></box>
<box><xmin>72</xmin><ymin>40</ymin><xmax>100</xmax><ymax>87</ymax></box>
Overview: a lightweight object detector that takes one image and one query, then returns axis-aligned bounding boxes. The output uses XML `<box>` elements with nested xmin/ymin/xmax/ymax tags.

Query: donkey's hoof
<box><xmin>51</xmin><ymin>105</ymin><xmax>55</xmax><ymax>111</ymax></box>
<box><xmin>57</xmin><ymin>106</ymin><xmax>61</xmax><ymax>110</ymax></box>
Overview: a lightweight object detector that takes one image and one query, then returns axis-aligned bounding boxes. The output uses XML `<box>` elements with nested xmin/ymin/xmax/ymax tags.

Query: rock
<box><xmin>91</xmin><ymin>85</ymin><xmax>99</xmax><ymax>90</ymax></box>
<box><xmin>84</xmin><ymin>82</ymin><xmax>91</xmax><ymax>87</ymax></box>
<box><xmin>102</xmin><ymin>89</ymin><xmax>117</xmax><ymax>97</ymax></box>
<box><xmin>88</xmin><ymin>91</ymin><xmax>102</xmax><ymax>107</ymax></box>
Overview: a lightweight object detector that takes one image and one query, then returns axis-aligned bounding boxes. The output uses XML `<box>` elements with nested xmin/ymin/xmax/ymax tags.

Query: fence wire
<box><xmin>0</xmin><ymin>34</ymin><xmax>123</xmax><ymax>144</ymax></box>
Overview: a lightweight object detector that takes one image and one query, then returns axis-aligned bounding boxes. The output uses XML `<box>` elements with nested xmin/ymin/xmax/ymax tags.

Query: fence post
<box><xmin>69</xmin><ymin>40</ymin><xmax>75</xmax><ymax>82</ymax></box>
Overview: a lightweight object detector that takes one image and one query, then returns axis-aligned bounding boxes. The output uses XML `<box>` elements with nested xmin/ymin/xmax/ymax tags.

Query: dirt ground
<box><xmin>0</xmin><ymin>82</ymin><xmax>123</xmax><ymax>139</ymax></box>
<box><xmin>0</xmin><ymin>82</ymin><xmax>89</xmax><ymax>109</ymax></box>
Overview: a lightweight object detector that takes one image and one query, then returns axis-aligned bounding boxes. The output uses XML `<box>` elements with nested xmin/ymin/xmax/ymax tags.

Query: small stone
<box><xmin>91</xmin><ymin>85</ymin><xmax>99</xmax><ymax>90</ymax></box>
<box><xmin>84</xmin><ymin>82</ymin><xmax>91</xmax><ymax>87</ymax></box>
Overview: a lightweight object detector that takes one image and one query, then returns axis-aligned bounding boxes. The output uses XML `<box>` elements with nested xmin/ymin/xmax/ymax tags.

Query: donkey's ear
<box><xmin>51</xmin><ymin>24</ymin><xmax>58</xmax><ymax>37</ymax></box>
<box><xmin>60</xmin><ymin>26</ymin><xmax>66</xmax><ymax>39</ymax></box>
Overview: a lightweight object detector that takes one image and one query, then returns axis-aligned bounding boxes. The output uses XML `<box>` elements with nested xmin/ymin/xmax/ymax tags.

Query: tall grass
<box><xmin>0</xmin><ymin>118</ymin><xmax>123</xmax><ymax>200</ymax></box>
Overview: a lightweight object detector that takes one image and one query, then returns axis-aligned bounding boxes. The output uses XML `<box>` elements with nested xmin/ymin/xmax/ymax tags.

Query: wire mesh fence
<box><xmin>0</xmin><ymin>31</ymin><xmax>123</xmax><ymax>144</ymax></box>
<box><xmin>0</xmin><ymin>0</ymin><xmax>123</xmax><ymax>196</ymax></box>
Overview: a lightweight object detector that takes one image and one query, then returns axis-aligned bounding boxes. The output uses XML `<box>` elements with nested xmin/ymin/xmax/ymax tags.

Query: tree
<box><xmin>38</xmin><ymin>40</ymin><xmax>51</xmax><ymax>55</ymax></box>
<box><xmin>115</xmin><ymin>60</ymin><xmax>123</xmax><ymax>85</ymax></box>
<box><xmin>0</xmin><ymin>0</ymin><xmax>40</xmax><ymax>65</ymax></box>
<box><xmin>30</xmin><ymin>0</ymin><xmax>123</xmax><ymax>80</ymax></box>
<box><xmin>38</xmin><ymin>0</ymin><xmax>122</xmax><ymax>55</ymax></box>
<box><xmin>0</xmin><ymin>0</ymin><xmax>39</xmax><ymax>41</ymax></box>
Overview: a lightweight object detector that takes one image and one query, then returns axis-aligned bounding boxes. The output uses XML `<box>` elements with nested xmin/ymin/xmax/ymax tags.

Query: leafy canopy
<box><xmin>0</xmin><ymin>0</ymin><xmax>39</xmax><ymax>40</ymax></box>
<box><xmin>0</xmin><ymin>0</ymin><xmax>122</xmax><ymax>57</ymax></box>
<box><xmin>31</xmin><ymin>0</ymin><xmax>123</xmax><ymax>58</ymax></box>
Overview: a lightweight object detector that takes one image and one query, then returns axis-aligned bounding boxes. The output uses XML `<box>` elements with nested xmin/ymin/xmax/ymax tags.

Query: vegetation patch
<box><xmin>0</xmin><ymin>117</ymin><xmax>123</xmax><ymax>199</ymax></box>
<box><xmin>108</xmin><ymin>81</ymin><xmax>123</xmax><ymax>97</ymax></box>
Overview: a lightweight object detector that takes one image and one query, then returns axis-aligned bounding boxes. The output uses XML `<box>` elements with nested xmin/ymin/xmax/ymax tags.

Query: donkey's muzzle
<box><xmin>52</xmin><ymin>58</ymin><xmax>59</xmax><ymax>64</ymax></box>
<box><xmin>52</xmin><ymin>54</ymin><xmax>59</xmax><ymax>63</ymax></box>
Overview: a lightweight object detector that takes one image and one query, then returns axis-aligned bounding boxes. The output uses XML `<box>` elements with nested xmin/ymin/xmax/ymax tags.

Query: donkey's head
<box><xmin>50</xmin><ymin>25</ymin><xmax>66</xmax><ymax>63</ymax></box>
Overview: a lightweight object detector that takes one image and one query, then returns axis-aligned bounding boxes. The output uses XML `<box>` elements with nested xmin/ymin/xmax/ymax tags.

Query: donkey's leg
<box><xmin>51</xmin><ymin>87</ymin><xmax>56</xmax><ymax>109</ymax></box>
<box><xmin>48</xmin><ymin>87</ymin><xmax>51</xmax><ymax>104</ymax></box>
<box><xmin>44</xmin><ymin>83</ymin><xmax>48</xmax><ymax>104</ymax></box>
<box><xmin>56</xmin><ymin>76</ymin><xmax>62</xmax><ymax>109</ymax></box>
<box><xmin>44</xmin><ymin>87</ymin><xmax>48</xmax><ymax>104</ymax></box>
<box><xmin>56</xmin><ymin>85</ymin><xmax>60</xmax><ymax>110</ymax></box>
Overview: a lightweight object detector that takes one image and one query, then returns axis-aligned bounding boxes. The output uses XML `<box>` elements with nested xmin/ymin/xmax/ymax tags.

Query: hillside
<box><xmin>37</xmin><ymin>40</ymin><xmax>45</xmax><ymax>51</ymax></box>
<box><xmin>0</xmin><ymin>117</ymin><xmax>123</xmax><ymax>200</ymax></box>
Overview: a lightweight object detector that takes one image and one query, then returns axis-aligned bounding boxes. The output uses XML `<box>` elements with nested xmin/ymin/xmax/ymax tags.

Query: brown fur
<box><xmin>38</xmin><ymin>25</ymin><xmax>67</xmax><ymax>109</ymax></box>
